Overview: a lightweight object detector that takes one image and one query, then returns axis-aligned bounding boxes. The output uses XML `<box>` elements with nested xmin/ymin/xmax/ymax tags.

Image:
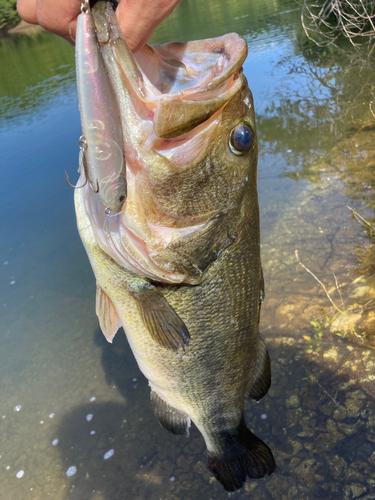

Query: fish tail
<box><xmin>207</xmin><ymin>417</ymin><xmax>276</xmax><ymax>492</ymax></box>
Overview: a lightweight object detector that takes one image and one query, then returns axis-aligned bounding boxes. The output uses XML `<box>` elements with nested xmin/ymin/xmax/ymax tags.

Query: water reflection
<box><xmin>0</xmin><ymin>31</ymin><xmax>75</xmax><ymax>125</ymax></box>
<box><xmin>257</xmin><ymin>40</ymin><xmax>375</xmax><ymax>182</ymax></box>
<box><xmin>1</xmin><ymin>0</ymin><xmax>375</xmax><ymax>498</ymax></box>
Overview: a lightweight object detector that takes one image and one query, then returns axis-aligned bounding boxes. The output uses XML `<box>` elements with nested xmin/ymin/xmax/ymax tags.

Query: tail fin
<box><xmin>207</xmin><ymin>418</ymin><xmax>276</xmax><ymax>492</ymax></box>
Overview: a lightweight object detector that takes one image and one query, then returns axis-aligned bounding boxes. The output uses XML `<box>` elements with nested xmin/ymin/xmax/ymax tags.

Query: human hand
<box><xmin>17</xmin><ymin>0</ymin><xmax>183</xmax><ymax>52</ymax></box>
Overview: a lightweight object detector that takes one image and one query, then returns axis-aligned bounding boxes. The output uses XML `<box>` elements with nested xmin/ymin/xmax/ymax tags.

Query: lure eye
<box><xmin>229</xmin><ymin>124</ymin><xmax>254</xmax><ymax>155</ymax></box>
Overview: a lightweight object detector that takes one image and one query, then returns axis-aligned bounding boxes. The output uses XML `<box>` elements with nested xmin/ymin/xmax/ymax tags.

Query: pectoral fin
<box><xmin>129</xmin><ymin>283</ymin><xmax>190</xmax><ymax>351</ymax></box>
<box><xmin>96</xmin><ymin>286</ymin><xmax>121</xmax><ymax>343</ymax></box>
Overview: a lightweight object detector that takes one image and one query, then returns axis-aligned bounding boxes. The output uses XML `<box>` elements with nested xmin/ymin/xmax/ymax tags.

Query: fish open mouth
<box><xmin>92</xmin><ymin>1</ymin><xmax>248</xmax><ymax>139</ymax></box>
<box><xmin>135</xmin><ymin>34</ymin><xmax>248</xmax><ymax>139</ymax></box>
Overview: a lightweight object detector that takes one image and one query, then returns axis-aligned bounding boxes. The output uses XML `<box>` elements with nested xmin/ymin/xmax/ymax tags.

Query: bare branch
<box><xmin>301</xmin><ymin>0</ymin><xmax>375</xmax><ymax>48</ymax></box>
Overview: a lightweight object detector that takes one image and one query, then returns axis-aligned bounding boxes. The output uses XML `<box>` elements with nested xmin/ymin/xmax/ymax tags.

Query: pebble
<box><xmin>104</xmin><ymin>449</ymin><xmax>114</xmax><ymax>460</ymax></box>
<box><xmin>86</xmin><ymin>414</ymin><xmax>93</xmax><ymax>422</ymax></box>
<box><xmin>170</xmin><ymin>476</ymin><xmax>175</xmax><ymax>482</ymax></box>
<box><xmin>49</xmin><ymin>413</ymin><xmax>54</xmax><ymax>419</ymax></box>
<box><xmin>52</xmin><ymin>439</ymin><xmax>58</xmax><ymax>446</ymax></box>
<box><xmin>90</xmin><ymin>430</ymin><xmax>96</xmax><ymax>435</ymax></box>
<box><xmin>13</xmin><ymin>405</ymin><xmax>21</xmax><ymax>412</ymax></box>
<box><xmin>16</xmin><ymin>470</ymin><xmax>24</xmax><ymax>479</ymax></box>
<box><xmin>10</xmin><ymin>281</ymin><xmax>16</xmax><ymax>285</ymax></box>
<box><xmin>66</xmin><ymin>466</ymin><xmax>77</xmax><ymax>477</ymax></box>
<box><xmin>261</xmin><ymin>414</ymin><xmax>268</xmax><ymax>419</ymax></box>
<box><xmin>90</xmin><ymin>397</ymin><xmax>96</xmax><ymax>402</ymax></box>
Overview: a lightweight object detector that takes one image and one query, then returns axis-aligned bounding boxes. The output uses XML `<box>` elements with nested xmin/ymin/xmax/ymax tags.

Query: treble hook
<box><xmin>81</xmin><ymin>0</ymin><xmax>90</xmax><ymax>14</ymax></box>
<box><xmin>65</xmin><ymin>136</ymin><xmax>99</xmax><ymax>193</ymax></box>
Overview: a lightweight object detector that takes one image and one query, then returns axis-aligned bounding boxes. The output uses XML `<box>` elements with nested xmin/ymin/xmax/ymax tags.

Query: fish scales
<box><xmin>74</xmin><ymin>0</ymin><xmax>275</xmax><ymax>491</ymax></box>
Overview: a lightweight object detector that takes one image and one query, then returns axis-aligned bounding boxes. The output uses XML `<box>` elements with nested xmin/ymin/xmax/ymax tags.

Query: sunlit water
<box><xmin>1</xmin><ymin>1</ymin><xmax>375</xmax><ymax>499</ymax></box>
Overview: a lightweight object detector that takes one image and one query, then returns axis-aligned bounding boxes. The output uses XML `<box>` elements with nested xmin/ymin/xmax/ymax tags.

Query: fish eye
<box><xmin>229</xmin><ymin>123</ymin><xmax>253</xmax><ymax>155</ymax></box>
<box><xmin>118</xmin><ymin>194</ymin><xmax>126</xmax><ymax>204</ymax></box>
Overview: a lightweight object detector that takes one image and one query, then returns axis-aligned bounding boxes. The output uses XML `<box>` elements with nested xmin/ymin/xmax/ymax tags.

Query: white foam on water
<box><xmin>66</xmin><ymin>466</ymin><xmax>77</xmax><ymax>477</ymax></box>
<box><xmin>103</xmin><ymin>449</ymin><xmax>114</xmax><ymax>460</ymax></box>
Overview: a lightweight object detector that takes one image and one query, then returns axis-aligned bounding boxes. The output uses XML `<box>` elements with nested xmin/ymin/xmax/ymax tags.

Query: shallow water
<box><xmin>1</xmin><ymin>0</ymin><xmax>375</xmax><ymax>499</ymax></box>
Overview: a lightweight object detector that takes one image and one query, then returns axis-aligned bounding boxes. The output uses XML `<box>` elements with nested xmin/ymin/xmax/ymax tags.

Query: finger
<box><xmin>116</xmin><ymin>0</ymin><xmax>183</xmax><ymax>52</ymax></box>
<box><xmin>36</xmin><ymin>0</ymin><xmax>81</xmax><ymax>42</ymax></box>
<box><xmin>17</xmin><ymin>0</ymin><xmax>38</xmax><ymax>25</ymax></box>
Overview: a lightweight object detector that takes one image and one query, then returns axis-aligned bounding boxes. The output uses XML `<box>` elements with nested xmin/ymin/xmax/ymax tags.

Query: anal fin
<box><xmin>150</xmin><ymin>390</ymin><xmax>190</xmax><ymax>437</ymax></box>
<box><xmin>96</xmin><ymin>286</ymin><xmax>121</xmax><ymax>343</ymax></box>
<box><xmin>246</xmin><ymin>336</ymin><xmax>271</xmax><ymax>401</ymax></box>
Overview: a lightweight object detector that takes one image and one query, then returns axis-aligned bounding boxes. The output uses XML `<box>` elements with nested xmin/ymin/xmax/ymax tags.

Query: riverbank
<box><xmin>7</xmin><ymin>20</ymin><xmax>43</xmax><ymax>36</ymax></box>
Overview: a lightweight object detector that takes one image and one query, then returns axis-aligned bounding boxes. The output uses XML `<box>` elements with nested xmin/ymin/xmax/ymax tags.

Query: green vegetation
<box><xmin>0</xmin><ymin>0</ymin><xmax>20</xmax><ymax>31</ymax></box>
<box><xmin>306</xmin><ymin>317</ymin><xmax>335</xmax><ymax>352</ymax></box>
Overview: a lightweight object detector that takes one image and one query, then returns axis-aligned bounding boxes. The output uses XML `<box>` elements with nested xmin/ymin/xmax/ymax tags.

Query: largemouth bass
<box><xmin>74</xmin><ymin>0</ymin><xmax>276</xmax><ymax>491</ymax></box>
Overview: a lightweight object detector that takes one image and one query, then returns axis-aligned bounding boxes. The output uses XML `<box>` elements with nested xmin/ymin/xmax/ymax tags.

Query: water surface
<box><xmin>1</xmin><ymin>1</ymin><xmax>375</xmax><ymax>499</ymax></box>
